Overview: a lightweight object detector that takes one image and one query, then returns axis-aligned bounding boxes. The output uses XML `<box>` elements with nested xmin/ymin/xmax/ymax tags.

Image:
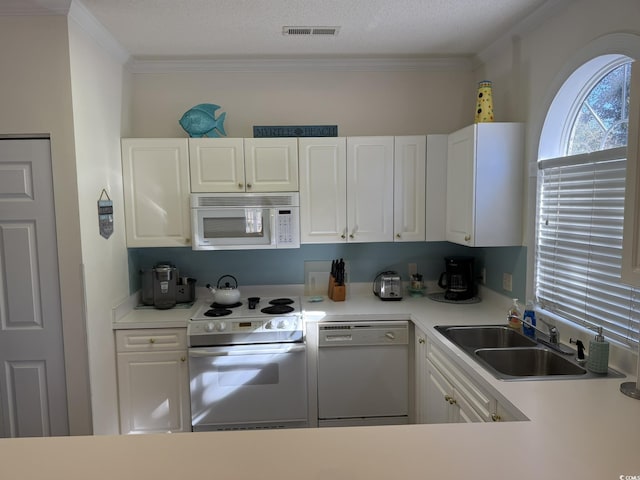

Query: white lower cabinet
<box><xmin>115</xmin><ymin>329</ymin><xmax>191</xmax><ymax>434</ymax></box>
<box><xmin>423</xmin><ymin>338</ymin><xmax>514</xmax><ymax>424</ymax></box>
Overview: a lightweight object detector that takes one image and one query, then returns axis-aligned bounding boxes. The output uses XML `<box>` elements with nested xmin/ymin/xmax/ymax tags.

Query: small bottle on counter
<box><xmin>522</xmin><ymin>300</ymin><xmax>537</xmax><ymax>339</ymax></box>
<box><xmin>507</xmin><ymin>298</ymin><xmax>523</xmax><ymax>332</ymax></box>
<box><xmin>587</xmin><ymin>327</ymin><xmax>610</xmax><ymax>374</ymax></box>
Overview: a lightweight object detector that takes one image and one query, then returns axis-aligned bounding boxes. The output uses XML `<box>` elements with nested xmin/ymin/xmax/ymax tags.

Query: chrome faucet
<box><xmin>535</xmin><ymin>317</ymin><xmax>559</xmax><ymax>345</ymax></box>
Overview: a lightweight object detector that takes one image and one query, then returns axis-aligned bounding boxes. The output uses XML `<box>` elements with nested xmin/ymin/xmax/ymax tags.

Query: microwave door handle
<box><xmin>269</xmin><ymin>210</ymin><xmax>277</xmax><ymax>247</ymax></box>
<box><xmin>189</xmin><ymin>345</ymin><xmax>306</xmax><ymax>357</ymax></box>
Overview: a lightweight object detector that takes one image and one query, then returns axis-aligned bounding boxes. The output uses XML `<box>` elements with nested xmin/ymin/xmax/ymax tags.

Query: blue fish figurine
<box><xmin>179</xmin><ymin>103</ymin><xmax>227</xmax><ymax>138</ymax></box>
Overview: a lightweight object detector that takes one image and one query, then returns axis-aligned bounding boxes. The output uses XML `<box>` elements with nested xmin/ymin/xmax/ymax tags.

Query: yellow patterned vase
<box><xmin>475</xmin><ymin>80</ymin><xmax>494</xmax><ymax>122</ymax></box>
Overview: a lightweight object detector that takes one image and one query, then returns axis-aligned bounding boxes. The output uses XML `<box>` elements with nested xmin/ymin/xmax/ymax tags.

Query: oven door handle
<box><xmin>189</xmin><ymin>345</ymin><xmax>306</xmax><ymax>357</ymax></box>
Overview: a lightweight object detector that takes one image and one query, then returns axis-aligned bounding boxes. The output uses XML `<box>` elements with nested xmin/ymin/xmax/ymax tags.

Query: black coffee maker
<box><xmin>438</xmin><ymin>256</ymin><xmax>476</xmax><ymax>301</ymax></box>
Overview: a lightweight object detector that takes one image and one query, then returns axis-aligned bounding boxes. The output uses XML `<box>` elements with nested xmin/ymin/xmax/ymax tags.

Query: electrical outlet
<box><xmin>481</xmin><ymin>267</ymin><xmax>487</xmax><ymax>285</ymax></box>
<box><xmin>502</xmin><ymin>273</ymin><xmax>513</xmax><ymax>292</ymax></box>
<box><xmin>408</xmin><ymin>263</ymin><xmax>417</xmax><ymax>276</ymax></box>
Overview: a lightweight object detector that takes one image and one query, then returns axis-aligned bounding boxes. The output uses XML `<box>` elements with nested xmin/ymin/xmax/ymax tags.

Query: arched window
<box><xmin>535</xmin><ymin>55</ymin><xmax>639</xmax><ymax>348</ymax></box>
<box><xmin>567</xmin><ymin>61</ymin><xmax>631</xmax><ymax>154</ymax></box>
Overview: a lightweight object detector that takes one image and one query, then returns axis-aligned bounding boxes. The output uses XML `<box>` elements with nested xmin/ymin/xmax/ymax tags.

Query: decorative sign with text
<box><xmin>253</xmin><ymin>125</ymin><xmax>338</xmax><ymax>137</ymax></box>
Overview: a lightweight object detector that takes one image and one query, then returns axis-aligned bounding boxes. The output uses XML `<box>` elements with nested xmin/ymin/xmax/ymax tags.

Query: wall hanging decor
<box><xmin>97</xmin><ymin>189</ymin><xmax>113</xmax><ymax>239</ymax></box>
<box><xmin>179</xmin><ymin>103</ymin><xmax>227</xmax><ymax>137</ymax></box>
<box><xmin>475</xmin><ymin>80</ymin><xmax>494</xmax><ymax>123</ymax></box>
<box><xmin>253</xmin><ymin>125</ymin><xmax>338</xmax><ymax>137</ymax></box>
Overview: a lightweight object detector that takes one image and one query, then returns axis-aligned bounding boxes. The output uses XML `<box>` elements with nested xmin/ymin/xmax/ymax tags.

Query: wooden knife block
<box><xmin>328</xmin><ymin>275</ymin><xmax>346</xmax><ymax>302</ymax></box>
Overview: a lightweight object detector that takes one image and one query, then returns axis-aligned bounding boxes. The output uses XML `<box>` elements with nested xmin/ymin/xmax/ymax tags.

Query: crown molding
<box><xmin>126</xmin><ymin>55</ymin><xmax>473</xmax><ymax>74</ymax></box>
<box><xmin>68</xmin><ymin>0</ymin><xmax>130</xmax><ymax>64</ymax></box>
<box><xmin>0</xmin><ymin>0</ymin><xmax>71</xmax><ymax>15</ymax></box>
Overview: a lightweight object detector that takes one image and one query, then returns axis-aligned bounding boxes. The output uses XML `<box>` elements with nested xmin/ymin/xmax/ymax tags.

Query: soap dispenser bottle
<box><xmin>587</xmin><ymin>327</ymin><xmax>610</xmax><ymax>374</ymax></box>
<box><xmin>507</xmin><ymin>298</ymin><xmax>523</xmax><ymax>332</ymax></box>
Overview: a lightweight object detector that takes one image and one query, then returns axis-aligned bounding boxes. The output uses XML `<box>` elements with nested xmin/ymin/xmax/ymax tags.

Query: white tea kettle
<box><xmin>206</xmin><ymin>275</ymin><xmax>241</xmax><ymax>305</ymax></box>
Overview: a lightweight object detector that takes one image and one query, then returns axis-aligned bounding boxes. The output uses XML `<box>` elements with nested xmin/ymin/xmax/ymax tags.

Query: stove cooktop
<box><xmin>191</xmin><ymin>296</ymin><xmax>301</xmax><ymax>322</ymax></box>
<box><xmin>188</xmin><ymin>296</ymin><xmax>304</xmax><ymax>346</ymax></box>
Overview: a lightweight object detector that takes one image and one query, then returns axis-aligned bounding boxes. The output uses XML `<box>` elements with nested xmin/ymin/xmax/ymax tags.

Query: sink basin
<box><xmin>475</xmin><ymin>348</ymin><xmax>587</xmax><ymax>377</ymax></box>
<box><xmin>436</xmin><ymin>325</ymin><xmax>537</xmax><ymax>349</ymax></box>
<box><xmin>434</xmin><ymin>324</ymin><xmax>625</xmax><ymax>381</ymax></box>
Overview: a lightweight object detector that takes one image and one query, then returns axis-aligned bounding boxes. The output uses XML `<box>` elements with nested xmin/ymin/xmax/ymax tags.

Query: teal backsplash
<box><xmin>128</xmin><ymin>242</ymin><xmax>526</xmax><ymax>299</ymax></box>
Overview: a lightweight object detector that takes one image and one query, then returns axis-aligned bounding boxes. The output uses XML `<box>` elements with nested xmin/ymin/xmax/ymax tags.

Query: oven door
<box><xmin>192</xmin><ymin>207</ymin><xmax>275</xmax><ymax>250</ymax></box>
<box><xmin>188</xmin><ymin>343</ymin><xmax>308</xmax><ymax>431</ymax></box>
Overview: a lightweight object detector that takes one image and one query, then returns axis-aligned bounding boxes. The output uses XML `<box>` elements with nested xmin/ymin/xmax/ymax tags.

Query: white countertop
<box><xmin>2</xmin><ymin>286</ymin><xmax>639</xmax><ymax>479</ymax></box>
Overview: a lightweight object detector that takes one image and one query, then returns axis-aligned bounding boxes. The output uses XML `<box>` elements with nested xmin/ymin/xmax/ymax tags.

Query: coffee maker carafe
<box><xmin>438</xmin><ymin>256</ymin><xmax>476</xmax><ymax>301</ymax></box>
<box><xmin>152</xmin><ymin>264</ymin><xmax>177</xmax><ymax>309</ymax></box>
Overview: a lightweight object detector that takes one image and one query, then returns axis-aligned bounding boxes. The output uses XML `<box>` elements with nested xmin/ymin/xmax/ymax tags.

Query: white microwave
<box><xmin>190</xmin><ymin>192</ymin><xmax>300</xmax><ymax>250</ymax></box>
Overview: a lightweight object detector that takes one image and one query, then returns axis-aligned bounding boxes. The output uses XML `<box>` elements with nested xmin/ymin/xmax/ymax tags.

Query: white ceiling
<box><xmin>2</xmin><ymin>0</ymin><xmax>555</xmax><ymax>60</ymax></box>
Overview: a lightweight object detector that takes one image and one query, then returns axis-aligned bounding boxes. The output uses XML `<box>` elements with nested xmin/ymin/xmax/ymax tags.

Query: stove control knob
<box><xmin>277</xmin><ymin>319</ymin><xmax>288</xmax><ymax>329</ymax></box>
<box><xmin>265</xmin><ymin>321</ymin><xmax>273</xmax><ymax>330</ymax></box>
<box><xmin>215</xmin><ymin>321</ymin><xmax>227</xmax><ymax>332</ymax></box>
<box><xmin>205</xmin><ymin>322</ymin><xmax>215</xmax><ymax>332</ymax></box>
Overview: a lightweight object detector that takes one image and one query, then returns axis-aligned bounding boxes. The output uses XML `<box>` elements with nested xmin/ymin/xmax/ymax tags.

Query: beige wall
<box><xmin>0</xmin><ymin>16</ymin><xmax>92</xmax><ymax>435</ymax></box>
<box><xmin>129</xmin><ymin>68</ymin><xmax>475</xmax><ymax>137</ymax></box>
<box><xmin>68</xmin><ymin>17</ymin><xmax>129</xmax><ymax>435</ymax></box>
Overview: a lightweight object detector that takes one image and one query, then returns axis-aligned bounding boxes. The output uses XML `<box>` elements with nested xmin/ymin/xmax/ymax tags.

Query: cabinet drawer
<box><xmin>116</xmin><ymin>328</ymin><xmax>187</xmax><ymax>353</ymax></box>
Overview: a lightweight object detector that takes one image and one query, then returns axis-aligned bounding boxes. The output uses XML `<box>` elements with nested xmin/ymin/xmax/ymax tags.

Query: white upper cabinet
<box><xmin>622</xmin><ymin>62</ymin><xmax>640</xmax><ymax>286</ymax></box>
<box><xmin>394</xmin><ymin>136</ymin><xmax>426</xmax><ymax>242</ymax></box>
<box><xmin>244</xmin><ymin>138</ymin><xmax>299</xmax><ymax>192</ymax></box>
<box><xmin>445</xmin><ymin>123</ymin><xmax>524</xmax><ymax>247</ymax></box>
<box><xmin>121</xmin><ymin>138</ymin><xmax>191</xmax><ymax>247</ymax></box>
<box><xmin>189</xmin><ymin>138</ymin><xmax>298</xmax><ymax>193</ymax></box>
<box><xmin>189</xmin><ymin>138</ymin><xmax>244</xmax><ymax>193</ymax></box>
<box><xmin>300</xmin><ymin>136</ymin><xmax>427</xmax><ymax>244</ymax></box>
<box><xmin>347</xmin><ymin>136</ymin><xmax>395</xmax><ymax>243</ymax></box>
<box><xmin>298</xmin><ymin>137</ymin><xmax>348</xmax><ymax>243</ymax></box>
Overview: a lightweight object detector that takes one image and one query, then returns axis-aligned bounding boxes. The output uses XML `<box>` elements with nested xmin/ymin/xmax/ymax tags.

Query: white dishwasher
<box><xmin>317</xmin><ymin>321</ymin><xmax>409</xmax><ymax>427</ymax></box>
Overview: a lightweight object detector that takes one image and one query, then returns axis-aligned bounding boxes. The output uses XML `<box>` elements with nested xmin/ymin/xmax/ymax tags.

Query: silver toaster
<box><xmin>373</xmin><ymin>271</ymin><xmax>403</xmax><ymax>301</ymax></box>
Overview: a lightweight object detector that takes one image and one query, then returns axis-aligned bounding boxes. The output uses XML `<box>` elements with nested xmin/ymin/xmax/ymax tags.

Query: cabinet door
<box><xmin>424</xmin><ymin>359</ymin><xmax>454</xmax><ymax>424</ymax></box>
<box><xmin>445</xmin><ymin>125</ymin><xmax>476</xmax><ymax>246</ymax></box>
<box><xmin>347</xmin><ymin>137</ymin><xmax>394</xmax><ymax>242</ymax></box>
<box><xmin>454</xmin><ymin>392</ymin><xmax>485</xmax><ymax>423</ymax></box>
<box><xmin>189</xmin><ymin>138</ymin><xmax>245</xmax><ymax>192</ymax></box>
<box><xmin>299</xmin><ymin>138</ymin><xmax>348</xmax><ymax>243</ymax></box>
<box><xmin>117</xmin><ymin>350</ymin><xmax>190</xmax><ymax>434</ymax></box>
<box><xmin>121</xmin><ymin>138</ymin><xmax>191</xmax><ymax>247</ymax></box>
<box><xmin>394</xmin><ymin>136</ymin><xmax>426</xmax><ymax>242</ymax></box>
<box><xmin>244</xmin><ymin>138</ymin><xmax>299</xmax><ymax>192</ymax></box>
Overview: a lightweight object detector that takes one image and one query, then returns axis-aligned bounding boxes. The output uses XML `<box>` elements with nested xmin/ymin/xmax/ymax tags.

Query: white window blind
<box><xmin>536</xmin><ymin>146</ymin><xmax>640</xmax><ymax>347</ymax></box>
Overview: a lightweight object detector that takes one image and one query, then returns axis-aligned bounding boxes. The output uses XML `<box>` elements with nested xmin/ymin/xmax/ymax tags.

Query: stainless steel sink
<box><xmin>435</xmin><ymin>325</ymin><xmax>537</xmax><ymax>349</ymax></box>
<box><xmin>475</xmin><ymin>347</ymin><xmax>587</xmax><ymax>377</ymax></box>
<box><xmin>434</xmin><ymin>324</ymin><xmax>626</xmax><ymax>381</ymax></box>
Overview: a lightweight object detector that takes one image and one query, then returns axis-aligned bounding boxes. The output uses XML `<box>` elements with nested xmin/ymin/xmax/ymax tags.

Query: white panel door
<box><xmin>298</xmin><ymin>138</ymin><xmax>347</xmax><ymax>243</ymax></box>
<box><xmin>117</xmin><ymin>350</ymin><xmax>190</xmax><ymax>434</ymax></box>
<box><xmin>121</xmin><ymin>138</ymin><xmax>191</xmax><ymax>247</ymax></box>
<box><xmin>244</xmin><ymin>138</ymin><xmax>299</xmax><ymax>192</ymax></box>
<box><xmin>445</xmin><ymin>125</ymin><xmax>476</xmax><ymax>245</ymax></box>
<box><xmin>347</xmin><ymin>137</ymin><xmax>394</xmax><ymax>242</ymax></box>
<box><xmin>189</xmin><ymin>138</ymin><xmax>245</xmax><ymax>192</ymax></box>
<box><xmin>0</xmin><ymin>138</ymin><xmax>68</xmax><ymax>437</ymax></box>
<box><xmin>394</xmin><ymin>136</ymin><xmax>426</xmax><ymax>242</ymax></box>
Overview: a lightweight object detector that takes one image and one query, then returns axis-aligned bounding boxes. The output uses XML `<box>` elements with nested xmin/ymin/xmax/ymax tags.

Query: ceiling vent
<box><xmin>283</xmin><ymin>26</ymin><xmax>340</xmax><ymax>36</ymax></box>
